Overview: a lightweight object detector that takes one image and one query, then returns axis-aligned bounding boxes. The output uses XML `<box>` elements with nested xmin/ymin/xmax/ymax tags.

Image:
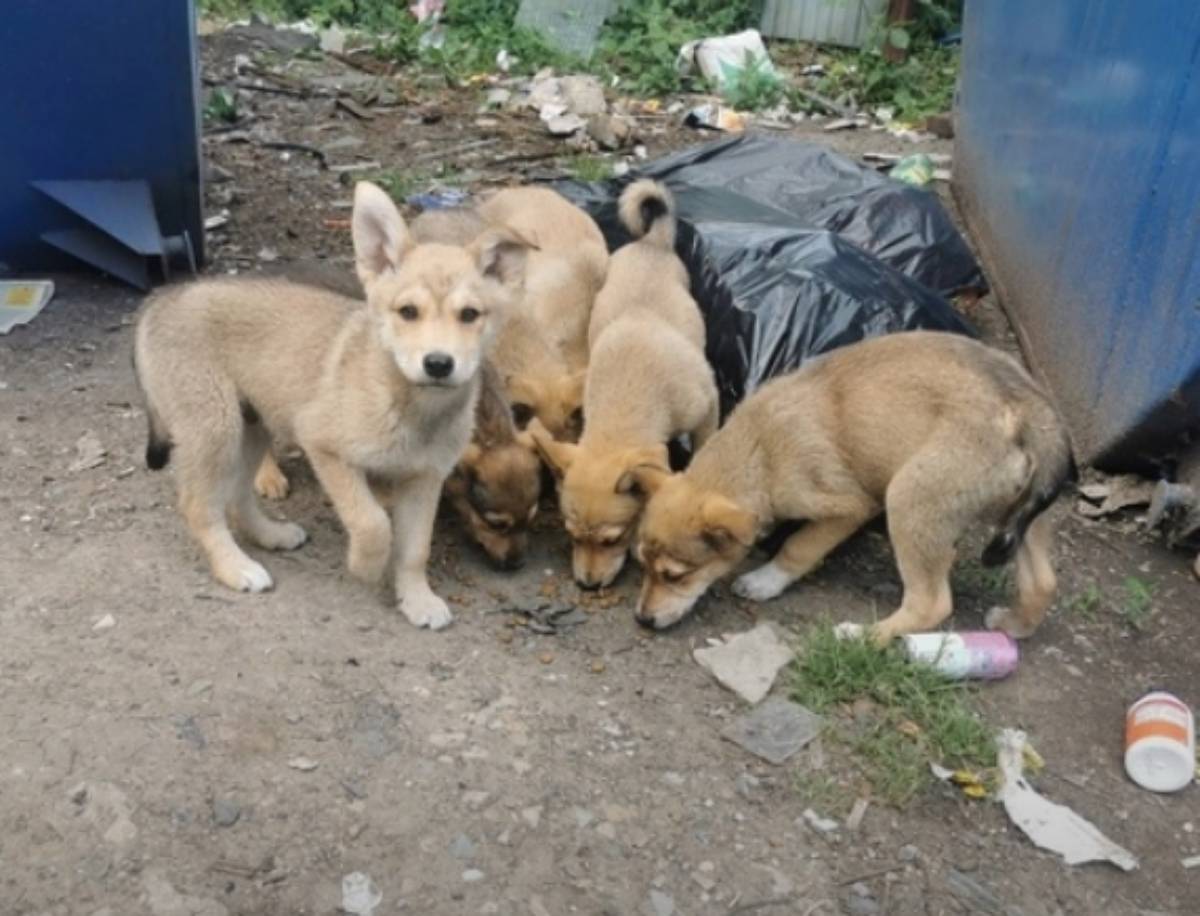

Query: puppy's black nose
<box><xmin>576</xmin><ymin>578</ymin><xmax>601</xmax><ymax>591</ymax></box>
<box><xmin>635</xmin><ymin>613</ymin><xmax>658</xmax><ymax>630</ymax></box>
<box><xmin>424</xmin><ymin>352</ymin><xmax>454</xmax><ymax>379</ymax></box>
<box><xmin>499</xmin><ymin>552</ymin><xmax>525</xmax><ymax>571</ymax></box>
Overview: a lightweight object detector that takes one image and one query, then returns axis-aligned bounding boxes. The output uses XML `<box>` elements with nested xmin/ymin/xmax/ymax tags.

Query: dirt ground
<box><xmin>1</xmin><ymin>25</ymin><xmax>1198</xmax><ymax>916</ymax></box>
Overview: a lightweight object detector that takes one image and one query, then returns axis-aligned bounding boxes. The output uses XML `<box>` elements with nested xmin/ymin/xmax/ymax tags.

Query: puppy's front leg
<box><xmin>390</xmin><ymin>472</ymin><xmax>453</xmax><ymax>630</ymax></box>
<box><xmin>733</xmin><ymin>516</ymin><xmax>866</xmax><ymax>601</ymax></box>
<box><xmin>308</xmin><ymin>451</ymin><xmax>392</xmax><ymax>583</ymax></box>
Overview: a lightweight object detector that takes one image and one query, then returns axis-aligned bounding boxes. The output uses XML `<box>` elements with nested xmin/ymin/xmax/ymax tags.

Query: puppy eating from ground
<box><xmin>530</xmin><ymin>180</ymin><xmax>719</xmax><ymax>589</ymax></box>
<box><xmin>630</xmin><ymin>331</ymin><xmax>1074</xmax><ymax>642</ymax></box>
<box><xmin>134</xmin><ymin>181</ymin><xmax>526</xmax><ymax>628</ymax></box>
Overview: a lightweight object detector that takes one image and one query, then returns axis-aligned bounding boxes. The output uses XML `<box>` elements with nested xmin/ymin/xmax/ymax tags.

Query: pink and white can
<box><xmin>901</xmin><ymin>631</ymin><xmax>1020</xmax><ymax>680</ymax></box>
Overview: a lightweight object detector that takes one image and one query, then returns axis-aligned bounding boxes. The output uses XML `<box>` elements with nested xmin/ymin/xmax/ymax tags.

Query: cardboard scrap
<box><xmin>996</xmin><ymin>729</ymin><xmax>1137</xmax><ymax>871</ymax></box>
<box><xmin>693</xmin><ymin>622</ymin><xmax>794</xmax><ymax>704</ymax></box>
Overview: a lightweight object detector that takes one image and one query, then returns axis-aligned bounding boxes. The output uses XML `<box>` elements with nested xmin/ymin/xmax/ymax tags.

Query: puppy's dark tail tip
<box><xmin>146</xmin><ymin>438</ymin><xmax>172</xmax><ymax>470</ymax></box>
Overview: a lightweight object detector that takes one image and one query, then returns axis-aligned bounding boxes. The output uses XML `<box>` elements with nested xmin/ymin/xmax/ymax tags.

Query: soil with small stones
<box><xmin>1</xmin><ymin>25</ymin><xmax>1197</xmax><ymax>916</ymax></box>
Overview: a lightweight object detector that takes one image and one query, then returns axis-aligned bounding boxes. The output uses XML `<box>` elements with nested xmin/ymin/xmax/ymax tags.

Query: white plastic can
<box><xmin>1124</xmin><ymin>691</ymin><xmax>1196</xmax><ymax>793</ymax></box>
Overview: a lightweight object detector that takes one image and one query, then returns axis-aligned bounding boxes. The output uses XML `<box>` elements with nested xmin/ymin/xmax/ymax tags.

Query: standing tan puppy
<box><xmin>631</xmin><ymin>332</ymin><xmax>1074</xmax><ymax>643</ymax></box>
<box><xmin>530</xmin><ymin>180</ymin><xmax>719</xmax><ymax>589</ymax></box>
<box><xmin>253</xmin><ymin>219</ymin><xmax>544</xmax><ymax>570</ymax></box>
<box><xmin>133</xmin><ymin>181</ymin><xmax>526</xmax><ymax>628</ymax></box>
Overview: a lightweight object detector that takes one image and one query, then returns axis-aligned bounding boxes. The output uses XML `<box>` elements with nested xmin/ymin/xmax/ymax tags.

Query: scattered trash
<box><xmin>336</xmin><ymin>97</ymin><xmax>377</xmax><ymax>121</ymax></box>
<box><xmin>996</xmin><ymin>728</ymin><xmax>1138</xmax><ymax>871</ymax></box>
<box><xmin>69</xmin><ymin>431</ymin><xmax>108</xmax><ymax>472</ymax></box>
<box><xmin>541</xmin><ymin>107</ymin><xmax>587</xmax><ymax>137</ymax></box>
<box><xmin>587</xmin><ymin>113</ymin><xmax>635</xmax><ymax>150</ymax></box>
<box><xmin>677</xmin><ymin>29</ymin><xmax>778</xmax><ymax>93</ymax></box>
<box><xmin>516</xmin><ymin>0</ymin><xmax>620</xmax><ymax>59</ymax></box>
<box><xmin>556</xmin><ymin>135</ymin><xmax>980</xmax><ymax>413</ymax></box>
<box><xmin>257</xmin><ymin>246</ymin><xmax>280</xmax><ymax>263</ymax></box>
<box><xmin>287</xmin><ymin>756</ymin><xmax>319</xmax><ymax>772</ymax></box>
<box><xmin>721</xmin><ymin>697</ymin><xmax>823</xmax><ymax>765</ymax></box>
<box><xmin>0</xmin><ymin>280</ymin><xmax>54</xmax><ymax>334</ymax></box>
<box><xmin>318</xmin><ymin>25</ymin><xmax>346</xmax><ymax>55</ymax></box>
<box><xmin>495</xmin><ymin>49</ymin><xmax>512</xmax><ymax>72</ymax></box>
<box><xmin>204</xmin><ymin>210</ymin><xmax>231</xmax><ymax>231</ymax></box>
<box><xmin>802</xmin><ymin>807</ymin><xmax>839</xmax><ymax>833</ymax></box>
<box><xmin>845</xmin><ymin>797</ymin><xmax>870</xmax><ymax>831</ymax></box>
<box><xmin>823</xmin><ymin>117</ymin><xmax>870</xmax><ymax>132</ymax></box>
<box><xmin>92</xmin><ymin>614</ymin><xmax>116</xmax><ymax>632</ymax></box>
<box><xmin>694</xmin><ymin>623</ymin><xmax>794</xmax><ymax>704</ymax></box>
<box><xmin>406</xmin><ymin>188</ymin><xmax>471</xmax><ymax>211</ymax></box>
<box><xmin>341</xmin><ymin>871</ymin><xmax>382</xmax><ymax>916</ymax></box>
<box><xmin>945</xmin><ymin>868</ymin><xmax>1006</xmax><ymax>914</ymax></box>
<box><xmin>890</xmin><ymin>154</ymin><xmax>935</xmax><ymax>188</ymax></box>
<box><xmin>1183</xmin><ymin>854</ymin><xmax>1200</xmax><ymax>869</ymax></box>
<box><xmin>683</xmin><ymin>103</ymin><xmax>746</xmax><ymax>133</ymax></box>
<box><xmin>1077</xmin><ymin>473</ymin><xmax>1156</xmax><ymax>518</ymax></box>
<box><xmin>494</xmin><ymin>596</ymin><xmax>588</xmax><ymax>634</ymax></box>
<box><xmin>901</xmin><ymin>631</ymin><xmax>1019</xmax><ymax>680</ymax></box>
<box><xmin>484</xmin><ymin>87</ymin><xmax>512</xmax><ymax>108</ymax></box>
<box><xmin>1125</xmin><ymin>691</ymin><xmax>1195</xmax><ymax>793</ymax></box>
<box><xmin>527</xmin><ymin>73</ymin><xmax>607</xmax><ymax>120</ymax></box>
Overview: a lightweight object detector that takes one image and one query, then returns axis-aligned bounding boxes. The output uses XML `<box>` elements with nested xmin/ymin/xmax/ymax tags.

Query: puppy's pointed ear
<box><xmin>352</xmin><ymin>181</ymin><xmax>413</xmax><ymax>289</ymax></box>
<box><xmin>614</xmin><ymin>445</ymin><xmax>671</xmax><ymax>496</ymax></box>
<box><xmin>472</xmin><ymin>226</ymin><xmax>533</xmax><ymax>289</ymax></box>
<box><xmin>700</xmin><ymin>494</ymin><xmax>757</xmax><ymax>551</ymax></box>
<box><xmin>526</xmin><ymin>417</ymin><xmax>576</xmax><ymax>480</ymax></box>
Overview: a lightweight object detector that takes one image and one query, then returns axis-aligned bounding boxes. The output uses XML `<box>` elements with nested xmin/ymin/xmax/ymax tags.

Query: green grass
<box><xmin>790</xmin><ymin>623</ymin><xmax>995</xmax><ymax>807</ymax></box>
<box><xmin>1063</xmin><ymin>584</ymin><xmax>1103</xmax><ymax>622</ymax></box>
<box><xmin>199</xmin><ymin>0</ymin><xmax>762</xmax><ymax>93</ymax></box>
<box><xmin>369</xmin><ymin>164</ymin><xmax>463</xmax><ymax>202</ymax></box>
<box><xmin>203</xmin><ymin>87</ymin><xmax>239</xmax><ymax>124</ymax></box>
<box><xmin>952</xmin><ymin>559</ymin><xmax>1012</xmax><ymax>602</ymax></box>
<box><xmin>1119</xmin><ymin>576</ymin><xmax>1154</xmax><ymax>631</ymax></box>
<box><xmin>809</xmin><ymin>0</ymin><xmax>961</xmax><ymax>123</ymax></box>
<box><xmin>565</xmin><ymin>154</ymin><xmax>615</xmax><ymax>183</ymax></box>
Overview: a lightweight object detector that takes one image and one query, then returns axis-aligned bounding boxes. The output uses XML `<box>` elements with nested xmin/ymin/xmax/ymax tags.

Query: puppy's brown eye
<box><xmin>459</xmin><ymin>307</ymin><xmax>481</xmax><ymax>324</ymax></box>
<box><xmin>397</xmin><ymin>304</ymin><xmax>419</xmax><ymax>321</ymax></box>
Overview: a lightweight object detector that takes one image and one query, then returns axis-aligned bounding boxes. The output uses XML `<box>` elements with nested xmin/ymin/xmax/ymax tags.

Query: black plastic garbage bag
<box><xmin>554</xmin><ymin>134</ymin><xmax>982</xmax><ymax>414</ymax></box>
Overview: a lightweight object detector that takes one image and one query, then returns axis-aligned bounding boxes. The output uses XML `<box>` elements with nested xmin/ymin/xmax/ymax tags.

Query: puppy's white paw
<box><xmin>732</xmin><ymin>563</ymin><xmax>791</xmax><ymax>602</ymax></box>
<box><xmin>218</xmin><ymin>558</ymin><xmax>274</xmax><ymax>593</ymax></box>
<box><xmin>254</xmin><ymin>464</ymin><xmax>291</xmax><ymax>500</ymax></box>
<box><xmin>399</xmin><ymin>587</ymin><xmax>453</xmax><ymax>631</ymax></box>
<box><xmin>263</xmin><ymin>521</ymin><xmax>308</xmax><ymax>551</ymax></box>
<box><xmin>833</xmin><ymin>621</ymin><xmax>865</xmax><ymax>641</ymax></box>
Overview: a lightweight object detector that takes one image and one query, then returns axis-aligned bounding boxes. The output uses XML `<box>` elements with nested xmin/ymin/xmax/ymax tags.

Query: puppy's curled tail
<box><xmin>981</xmin><ymin>409</ymin><xmax>1076</xmax><ymax>567</ymax></box>
<box><xmin>618</xmin><ymin>179</ymin><xmax>676</xmax><ymax>249</ymax></box>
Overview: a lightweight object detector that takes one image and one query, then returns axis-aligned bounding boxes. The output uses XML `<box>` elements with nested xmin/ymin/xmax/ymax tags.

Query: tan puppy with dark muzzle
<box><xmin>630</xmin><ymin>331</ymin><xmax>1074</xmax><ymax>643</ymax></box>
<box><xmin>529</xmin><ymin>180</ymin><xmax>719</xmax><ymax>589</ymax></box>
<box><xmin>133</xmin><ymin>181</ymin><xmax>527</xmax><ymax>628</ymax></box>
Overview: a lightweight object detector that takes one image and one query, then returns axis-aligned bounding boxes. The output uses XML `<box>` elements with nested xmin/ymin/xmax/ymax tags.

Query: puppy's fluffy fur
<box><xmin>256</xmin><ymin>216</ymin><xmax>544</xmax><ymax>570</ymax></box>
<box><xmin>478</xmin><ymin>187</ymin><xmax>608</xmax><ymax>440</ymax></box>
<box><xmin>632</xmin><ymin>331</ymin><xmax>1074</xmax><ymax>642</ymax></box>
<box><xmin>134</xmin><ymin>182</ymin><xmax>526</xmax><ymax>628</ymax></box>
<box><xmin>531</xmin><ymin>180</ymin><xmax>718</xmax><ymax>589</ymax></box>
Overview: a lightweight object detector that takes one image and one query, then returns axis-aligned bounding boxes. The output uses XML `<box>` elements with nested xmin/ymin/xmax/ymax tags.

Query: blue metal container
<box><xmin>0</xmin><ymin>1</ymin><xmax>204</xmax><ymax>287</ymax></box>
<box><xmin>955</xmin><ymin>2</ymin><xmax>1200</xmax><ymax>469</ymax></box>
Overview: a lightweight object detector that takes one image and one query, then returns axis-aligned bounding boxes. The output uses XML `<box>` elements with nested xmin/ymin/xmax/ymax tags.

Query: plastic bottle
<box><xmin>900</xmin><ymin>631</ymin><xmax>1019</xmax><ymax>680</ymax></box>
<box><xmin>1124</xmin><ymin>691</ymin><xmax>1196</xmax><ymax>793</ymax></box>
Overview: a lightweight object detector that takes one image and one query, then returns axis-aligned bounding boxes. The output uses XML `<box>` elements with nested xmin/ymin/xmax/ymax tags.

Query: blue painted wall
<box><xmin>0</xmin><ymin>1</ymin><xmax>204</xmax><ymax>270</ymax></box>
<box><xmin>956</xmin><ymin>1</ymin><xmax>1200</xmax><ymax>468</ymax></box>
